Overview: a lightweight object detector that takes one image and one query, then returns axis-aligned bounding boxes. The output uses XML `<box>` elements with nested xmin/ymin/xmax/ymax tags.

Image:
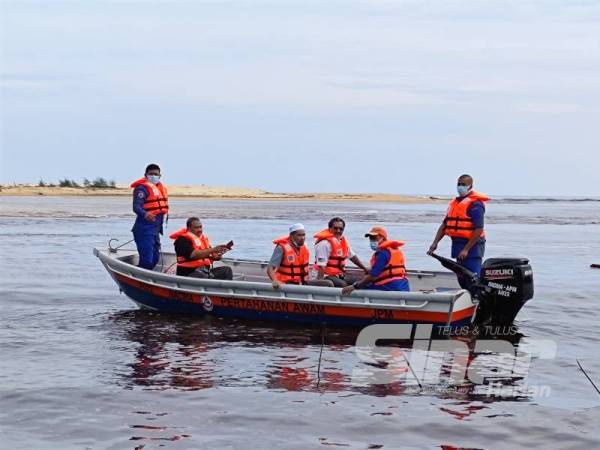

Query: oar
<box><xmin>591</xmin><ymin>264</ymin><xmax>600</xmax><ymax>269</ymax></box>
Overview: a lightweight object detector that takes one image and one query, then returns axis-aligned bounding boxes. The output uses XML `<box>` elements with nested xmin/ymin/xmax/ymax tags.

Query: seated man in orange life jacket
<box><xmin>267</xmin><ymin>223</ymin><xmax>334</xmax><ymax>289</ymax></box>
<box><xmin>170</xmin><ymin>217</ymin><xmax>233</xmax><ymax>279</ymax></box>
<box><xmin>313</xmin><ymin>217</ymin><xmax>370</xmax><ymax>287</ymax></box>
<box><xmin>341</xmin><ymin>226</ymin><xmax>410</xmax><ymax>295</ymax></box>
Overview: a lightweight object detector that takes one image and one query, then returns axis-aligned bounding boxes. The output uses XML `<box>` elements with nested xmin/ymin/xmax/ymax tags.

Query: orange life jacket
<box><xmin>370</xmin><ymin>240</ymin><xmax>407</xmax><ymax>286</ymax></box>
<box><xmin>444</xmin><ymin>191</ymin><xmax>489</xmax><ymax>240</ymax></box>
<box><xmin>313</xmin><ymin>229</ymin><xmax>350</xmax><ymax>276</ymax></box>
<box><xmin>273</xmin><ymin>236</ymin><xmax>310</xmax><ymax>284</ymax></box>
<box><xmin>169</xmin><ymin>228</ymin><xmax>212</xmax><ymax>268</ymax></box>
<box><xmin>130</xmin><ymin>178</ymin><xmax>169</xmax><ymax>215</ymax></box>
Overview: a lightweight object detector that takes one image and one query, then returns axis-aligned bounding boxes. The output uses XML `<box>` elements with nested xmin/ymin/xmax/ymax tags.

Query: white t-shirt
<box><xmin>314</xmin><ymin>239</ymin><xmax>355</xmax><ymax>267</ymax></box>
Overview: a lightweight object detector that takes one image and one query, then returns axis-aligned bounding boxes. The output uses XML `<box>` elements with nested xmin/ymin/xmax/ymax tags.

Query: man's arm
<box><xmin>457</xmin><ymin>201</ymin><xmax>485</xmax><ymax>261</ymax></box>
<box><xmin>428</xmin><ymin>221</ymin><xmax>447</xmax><ymax>254</ymax></box>
<box><xmin>342</xmin><ymin>251</ymin><xmax>389</xmax><ymax>295</ymax></box>
<box><xmin>457</xmin><ymin>229</ymin><xmax>484</xmax><ymax>261</ymax></box>
<box><xmin>133</xmin><ymin>186</ymin><xmax>156</xmax><ymax>222</ymax></box>
<box><xmin>176</xmin><ymin>237</ymin><xmax>229</xmax><ymax>261</ymax></box>
<box><xmin>349</xmin><ymin>255</ymin><xmax>369</xmax><ymax>273</ymax></box>
<box><xmin>190</xmin><ymin>246</ymin><xmax>229</xmax><ymax>261</ymax></box>
<box><xmin>314</xmin><ymin>241</ymin><xmax>330</xmax><ymax>280</ymax></box>
<box><xmin>267</xmin><ymin>246</ymin><xmax>284</xmax><ymax>289</ymax></box>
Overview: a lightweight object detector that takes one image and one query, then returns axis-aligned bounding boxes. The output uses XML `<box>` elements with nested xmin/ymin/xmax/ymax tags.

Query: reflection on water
<box><xmin>107</xmin><ymin>311</ymin><xmax>532</xmax><ymax>411</ymax></box>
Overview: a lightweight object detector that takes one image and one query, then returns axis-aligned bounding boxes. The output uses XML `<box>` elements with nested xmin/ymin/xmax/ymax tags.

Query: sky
<box><xmin>0</xmin><ymin>0</ymin><xmax>599</xmax><ymax>196</ymax></box>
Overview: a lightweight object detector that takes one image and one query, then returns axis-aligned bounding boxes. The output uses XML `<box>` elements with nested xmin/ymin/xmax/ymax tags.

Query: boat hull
<box><xmin>113</xmin><ymin>271</ymin><xmax>476</xmax><ymax>330</ymax></box>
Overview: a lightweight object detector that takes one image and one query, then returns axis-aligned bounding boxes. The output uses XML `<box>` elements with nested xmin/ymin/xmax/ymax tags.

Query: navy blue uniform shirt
<box><xmin>131</xmin><ymin>185</ymin><xmax>164</xmax><ymax>234</ymax></box>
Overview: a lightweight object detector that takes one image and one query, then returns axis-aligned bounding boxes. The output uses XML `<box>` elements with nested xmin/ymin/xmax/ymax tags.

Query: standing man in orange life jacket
<box><xmin>267</xmin><ymin>224</ymin><xmax>334</xmax><ymax>289</ymax></box>
<box><xmin>314</xmin><ymin>217</ymin><xmax>369</xmax><ymax>287</ymax></box>
<box><xmin>170</xmin><ymin>217</ymin><xmax>233</xmax><ymax>279</ymax></box>
<box><xmin>341</xmin><ymin>226</ymin><xmax>410</xmax><ymax>294</ymax></box>
<box><xmin>130</xmin><ymin>163</ymin><xmax>169</xmax><ymax>270</ymax></box>
<box><xmin>428</xmin><ymin>174</ymin><xmax>489</xmax><ymax>288</ymax></box>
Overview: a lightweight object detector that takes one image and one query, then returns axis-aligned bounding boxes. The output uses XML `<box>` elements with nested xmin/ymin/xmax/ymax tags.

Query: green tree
<box><xmin>92</xmin><ymin>177</ymin><xmax>108</xmax><ymax>188</ymax></box>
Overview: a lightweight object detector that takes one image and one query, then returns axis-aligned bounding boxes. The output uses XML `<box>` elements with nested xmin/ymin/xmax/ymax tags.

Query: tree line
<box><xmin>38</xmin><ymin>177</ymin><xmax>117</xmax><ymax>188</ymax></box>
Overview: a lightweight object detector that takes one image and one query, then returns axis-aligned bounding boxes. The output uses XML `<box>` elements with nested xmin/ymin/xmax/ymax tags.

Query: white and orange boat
<box><xmin>94</xmin><ymin>244</ymin><xmax>533</xmax><ymax>331</ymax></box>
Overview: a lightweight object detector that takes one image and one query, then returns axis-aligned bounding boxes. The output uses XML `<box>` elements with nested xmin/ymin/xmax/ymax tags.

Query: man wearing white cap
<box><xmin>267</xmin><ymin>224</ymin><xmax>334</xmax><ymax>289</ymax></box>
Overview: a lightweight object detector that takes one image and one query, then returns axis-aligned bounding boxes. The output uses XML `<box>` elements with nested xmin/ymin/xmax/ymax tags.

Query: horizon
<box><xmin>2</xmin><ymin>178</ymin><xmax>600</xmax><ymax>200</ymax></box>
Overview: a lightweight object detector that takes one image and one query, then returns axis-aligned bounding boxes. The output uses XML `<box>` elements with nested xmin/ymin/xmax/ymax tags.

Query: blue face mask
<box><xmin>369</xmin><ymin>241</ymin><xmax>380</xmax><ymax>251</ymax></box>
<box><xmin>147</xmin><ymin>175</ymin><xmax>161</xmax><ymax>184</ymax></box>
<box><xmin>457</xmin><ymin>185</ymin><xmax>470</xmax><ymax>197</ymax></box>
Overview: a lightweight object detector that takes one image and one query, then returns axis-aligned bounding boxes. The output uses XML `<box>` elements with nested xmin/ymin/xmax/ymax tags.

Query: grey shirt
<box><xmin>269</xmin><ymin>245</ymin><xmax>284</xmax><ymax>268</ymax></box>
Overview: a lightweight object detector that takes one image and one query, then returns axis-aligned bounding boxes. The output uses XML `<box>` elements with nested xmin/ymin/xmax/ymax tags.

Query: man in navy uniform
<box><xmin>428</xmin><ymin>174</ymin><xmax>489</xmax><ymax>288</ymax></box>
<box><xmin>130</xmin><ymin>164</ymin><xmax>169</xmax><ymax>270</ymax></box>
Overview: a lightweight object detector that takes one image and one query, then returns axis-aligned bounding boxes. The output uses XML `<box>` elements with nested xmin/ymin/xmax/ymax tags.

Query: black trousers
<box><xmin>188</xmin><ymin>266</ymin><xmax>233</xmax><ymax>280</ymax></box>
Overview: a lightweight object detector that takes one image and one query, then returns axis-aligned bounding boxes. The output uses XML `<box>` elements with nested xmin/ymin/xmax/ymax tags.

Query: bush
<box><xmin>91</xmin><ymin>177</ymin><xmax>109</xmax><ymax>188</ymax></box>
<box><xmin>58</xmin><ymin>178</ymin><xmax>80</xmax><ymax>188</ymax></box>
<box><xmin>39</xmin><ymin>177</ymin><xmax>117</xmax><ymax>189</ymax></box>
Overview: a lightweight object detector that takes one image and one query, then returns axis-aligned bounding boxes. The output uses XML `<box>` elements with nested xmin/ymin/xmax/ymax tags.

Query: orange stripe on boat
<box><xmin>114</xmin><ymin>273</ymin><xmax>474</xmax><ymax>323</ymax></box>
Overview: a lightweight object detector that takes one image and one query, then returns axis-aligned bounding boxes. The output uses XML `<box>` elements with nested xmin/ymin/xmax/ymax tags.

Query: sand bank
<box><xmin>0</xmin><ymin>184</ymin><xmax>444</xmax><ymax>203</ymax></box>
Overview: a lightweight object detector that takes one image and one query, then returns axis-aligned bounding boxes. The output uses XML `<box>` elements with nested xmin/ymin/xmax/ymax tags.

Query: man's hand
<box><xmin>272</xmin><ymin>280</ymin><xmax>281</xmax><ymax>290</ymax></box>
<box><xmin>427</xmin><ymin>242</ymin><xmax>438</xmax><ymax>255</ymax></box>
<box><xmin>144</xmin><ymin>212</ymin><xmax>156</xmax><ymax>222</ymax></box>
<box><xmin>457</xmin><ymin>249</ymin><xmax>469</xmax><ymax>262</ymax></box>
<box><xmin>341</xmin><ymin>285</ymin><xmax>355</xmax><ymax>295</ymax></box>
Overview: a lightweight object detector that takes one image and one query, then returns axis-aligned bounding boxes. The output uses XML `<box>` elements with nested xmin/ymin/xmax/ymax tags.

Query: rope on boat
<box><xmin>401</xmin><ymin>350</ymin><xmax>423</xmax><ymax>389</ymax></box>
<box><xmin>576</xmin><ymin>359</ymin><xmax>600</xmax><ymax>396</ymax></box>
<box><xmin>316</xmin><ymin>324</ymin><xmax>326</xmax><ymax>390</ymax></box>
<box><xmin>164</xmin><ymin>262</ymin><xmax>177</xmax><ymax>274</ymax></box>
<box><xmin>108</xmin><ymin>238</ymin><xmax>135</xmax><ymax>253</ymax></box>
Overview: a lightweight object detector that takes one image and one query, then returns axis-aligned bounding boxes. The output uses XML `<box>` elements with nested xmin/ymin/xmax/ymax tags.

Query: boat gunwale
<box><xmin>94</xmin><ymin>247</ymin><xmax>472</xmax><ymax>311</ymax></box>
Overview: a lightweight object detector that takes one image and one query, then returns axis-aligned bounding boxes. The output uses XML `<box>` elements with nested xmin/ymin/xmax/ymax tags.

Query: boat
<box><xmin>94</xmin><ymin>243</ymin><xmax>533</xmax><ymax>331</ymax></box>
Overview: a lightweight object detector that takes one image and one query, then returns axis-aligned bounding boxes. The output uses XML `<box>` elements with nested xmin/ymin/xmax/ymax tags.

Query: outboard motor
<box><xmin>429</xmin><ymin>254</ymin><xmax>534</xmax><ymax>325</ymax></box>
<box><xmin>476</xmin><ymin>258</ymin><xmax>534</xmax><ymax>325</ymax></box>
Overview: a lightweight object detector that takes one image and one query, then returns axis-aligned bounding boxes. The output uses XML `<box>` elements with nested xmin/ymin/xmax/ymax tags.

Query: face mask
<box><xmin>370</xmin><ymin>241</ymin><xmax>380</xmax><ymax>251</ymax></box>
<box><xmin>147</xmin><ymin>175</ymin><xmax>161</xmax><ymax>184</ymax></box>
<box><xmin>457</xmin><ymin>185</ymin><xmax>470</xmax><ymax>197</ymax></box>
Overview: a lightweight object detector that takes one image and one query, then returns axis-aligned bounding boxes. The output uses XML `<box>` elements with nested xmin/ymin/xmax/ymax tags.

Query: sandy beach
<box><xmin>0</xmin><ymin>184</ymin><xmax>444</xmax><ymax>203</ymax></box>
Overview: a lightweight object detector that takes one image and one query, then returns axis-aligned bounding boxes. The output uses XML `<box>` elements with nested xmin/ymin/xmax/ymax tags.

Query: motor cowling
<box><xmin>475</xmin><ymin>258</ymin><xmax>534</xmax><ymax>325</ymax></box>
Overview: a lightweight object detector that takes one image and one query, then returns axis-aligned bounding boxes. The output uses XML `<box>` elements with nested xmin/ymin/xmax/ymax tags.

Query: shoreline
<box><xmin>0</xmin><ymin>185</ymin><xmax>445</xmax><ymax>203</ymax></box>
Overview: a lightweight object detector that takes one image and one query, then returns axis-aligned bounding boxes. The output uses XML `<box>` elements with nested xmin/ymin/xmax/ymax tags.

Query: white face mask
<box><xmin>147</xmin><ymin>175</ymin><xmax>161</xmax><ymax>184</ymax></box>
<box><xmin>369</xmin><ymin>240</ymin><xmax>380</xmax><ymax>251</ymax></box>
<box><xmin>457</xmin><ymin>185</ymin><xmax>471</xmax><ymax>196</ymax></box>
